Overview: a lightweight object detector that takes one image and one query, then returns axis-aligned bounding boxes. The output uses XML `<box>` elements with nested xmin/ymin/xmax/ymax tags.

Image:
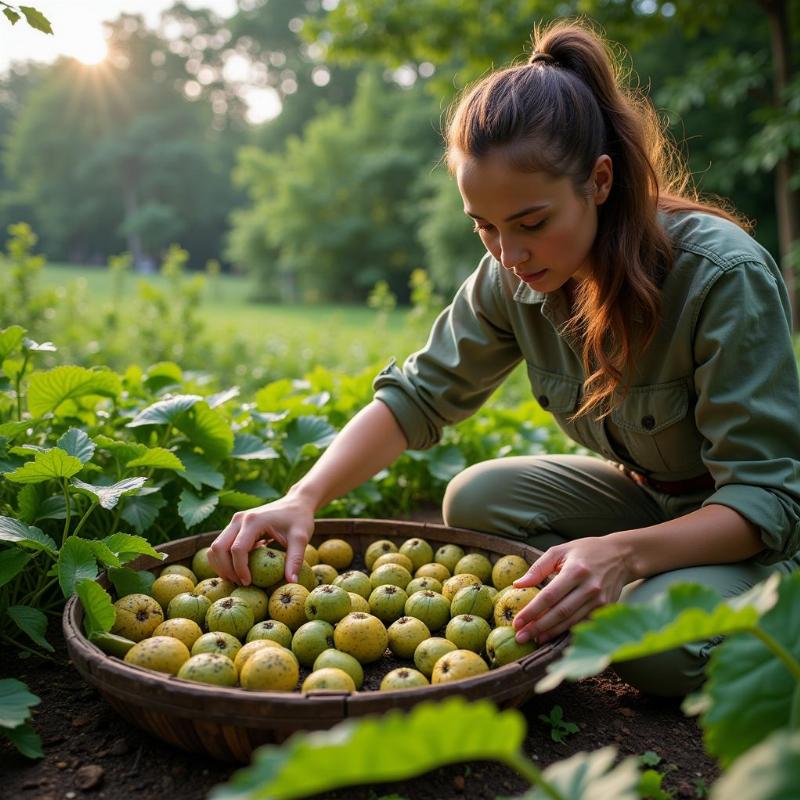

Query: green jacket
<box><xmin>373</xmin><ymin>210</ymin><xmax>800</xmax><ymax>564</ymax></box>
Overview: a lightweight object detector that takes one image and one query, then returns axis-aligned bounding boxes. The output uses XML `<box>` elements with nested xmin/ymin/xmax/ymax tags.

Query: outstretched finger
<box><xmin>512</xmin><ymin>549</ymin><xmax>562</xmax><ymax>590</ymax></box>
<box><xmin>284</xmin><ymin>524</ymin><xmax>310</xmax><ymax>584</ymax></box>
<box><xmin>230</xmin><ymin>518</ymin><xmax>270</xmax><ymax>585</ymax></box>
<box><xmin>206</xmin><ymin>517</ymin><xmax>242</xmax><ymax>583</ymax></box>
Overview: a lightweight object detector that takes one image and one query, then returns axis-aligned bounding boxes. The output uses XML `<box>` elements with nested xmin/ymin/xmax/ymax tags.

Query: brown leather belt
<box><xmin>622</xmin><ymin>466</ymin><xmax>715</xmax><ymax>496</ymax></box>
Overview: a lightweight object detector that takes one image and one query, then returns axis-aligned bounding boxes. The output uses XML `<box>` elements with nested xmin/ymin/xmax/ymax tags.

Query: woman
<box><xmin>208</xmin><ymin>20</ymin><xmax>800</xmax><ymax>696</ymax></box>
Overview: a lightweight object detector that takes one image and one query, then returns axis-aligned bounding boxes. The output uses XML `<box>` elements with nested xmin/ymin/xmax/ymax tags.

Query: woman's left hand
<box><xmin>511</xmin><ymin>536</ymin><xmax>635</xmax><ymax>645</ymax></box>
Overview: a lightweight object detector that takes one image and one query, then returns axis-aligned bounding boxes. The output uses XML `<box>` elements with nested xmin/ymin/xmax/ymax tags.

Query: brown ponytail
<box><xmin>445</xmin><ymin>18</ymin><xmax>751</xmax><ymax>419</ymax></box>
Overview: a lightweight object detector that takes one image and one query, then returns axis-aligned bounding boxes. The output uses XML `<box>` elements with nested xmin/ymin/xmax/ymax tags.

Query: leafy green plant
<box><xmin>538</xmin><ymin>705</ymin><xmax>579</xmax><ymax>743</ymax></box>
<box><xmin>0</xmin><ymin>678</ymin><xmax>42</xmax><ymax>758</ymax></box>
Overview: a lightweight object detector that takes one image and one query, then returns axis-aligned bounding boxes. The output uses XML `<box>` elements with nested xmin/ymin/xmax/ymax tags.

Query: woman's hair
<box><xmin>445</xmin><ymin>18</ymin><xmax>751</xmax><ymax>420</ymax></box>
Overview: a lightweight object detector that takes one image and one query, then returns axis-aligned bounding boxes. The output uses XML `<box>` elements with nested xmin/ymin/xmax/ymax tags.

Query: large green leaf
<box><xmin>4</xmin><ymin>447</ymin><xmax>83</xmax><ymax>484</ymax></box>
<box><xmin>219</xmin><ymin>491</ymin><xmax>266</xmax><ymax>511</ymax></box>
<box><xmin>75</xmin><ymin>579</ymin><xmax>115</xmax><ymax>638</ymax></box>
<box><xmin>0</xmin><ymin>678</ymin><xmax>40</xmax><ymax>729</ymax></box>
<box><xmin>34</xmin><ymin>494</ymin><xmax>75</xmax><ymax>522</ymax></box>
<box><xmin>107</xmin><ymin>566</ymin><xmax>156</xmax><ymax>597</ymax></box>
<box><xmin>57</xmin><ymin>428</ymin><xmax>95</xmax><ymax>464</ymax></box>
<box><xmin>0</xmin><ymin>548</ymin><xmax>33</xmax><ymax>588</ymax></box>
<box><xmin>407</xmin><ymin>445</ymin><xmax>466</xmax><ymax>482</ymax></box>
<box><xmin>178</xmin><ymin>489</ymin><xmax>220</xmax><ymax>529</ymax></box>
<box><xmin>102</xmin><ymin>532</ymin><xmax>165</xmax><ymax>563</ymax></box>
<box><xmin>126</xmin><ymin>394</ymin><xmax>202</xmax><ymax>427</ymax></box>
<box><xmin>0</xmin><ymin>516</ymin><xmax>56</xmax><ymax>554</ymax></box>
<box><xmin>0</xmin><ymin>420</ymin><xmax>34</xmax><ymax>438</ymax></box>
<box><xmin>283</xmin><ymin>416</ymin><xmax>337</xmax><ymax>464</ymax></box>
<box><xmin>209</xmin><ymin>697</ymin><xmax>524</xmax><ymax>800</ymax></box>
<box><xmin>27</xmin><ymin>366</ymin><xmax>121</xmax><ymax>417</ymax></box>
<box><xmin>19</xmin><ymin>6</ymin><xmax>53</xmax><ymax>34</ymax></box>
<box><xmin>125</xmin><ymin>448</ymin><xmax>185</xmax><ymax>472</ymax></box>
<box><xmin>232</xmin><ymin>434</ymin><xmax>279</xmax><ymax>461</ymax></box>
<box><xmin>143</xmin><ymin>361</ymin><xmax>184</xmax><ymax>393</ymax></box>
<box><xmin>173</xmin><ymin>401</ymin><xmax>234</xmax><ymax>461</ymax></box>
<box><xmin>120</xmin><ymin>492</ymin><xmax>167</xmax><ymax>534</ymax></box>
<box><xmin>70</xmin><ymin>477</ymin><xmax>148</xmax><ymax>510</ymax></box>
<box><xmin>80</xmin><ymin>540</ymin><xmax>121</xmax><ymax>568</ymax></box>
<box><xmin>16</xmin><ymin>483</ymin><xmax>42</xmax><ymax>524</ymax></box>
<box><xmin>0</xmin><ymin>326</ymin><xmax>26</xmax><ymax>361</ymax></box>
<box><xmin>7</xmin><ymin>605</ymin><xmax>53</xmax><ymax>652</ymax></box>
<box><xmin>93</xmin><ymin>435</ymin><xmax>148</xmax><ymax>464</ymax></box>
<box><xmin>207</xmin><ymin>386</ymin><xmax>241</xmax><ymax>408</ymax></box>
<box><xmin>176</xmin><ymin>447</ymin><xmax>225</xmax><ymax>490</ymax></box>
<box><xmin>3</xmin><ymin>721</ymin><xmax>44</xmax><ymax>759</ymax></box>
<box><xmin>57</xmin><ymin>537</ymin><xmax>97</xmax><ymax>598</ymax></box>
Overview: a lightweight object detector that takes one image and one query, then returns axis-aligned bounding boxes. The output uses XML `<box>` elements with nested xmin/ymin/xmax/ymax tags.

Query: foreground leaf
<box><xmin>3</xmin><ymin>721</ymin><xmax>44</xmax><ymax>758</ymax></box>
<box><xmin>173</xmin><ymin>401</ymin><xmax>234</xmax><ymax>461</ymax></box>
<box><xmin>283</xmin><ymin>416</ymin><xmax>336</xmax><ymax>464</ymax></box>
<box><xmin>0</xmin><ymin>326</ymin><xmax>26</xmax><ymax>361</ymax></box>
<box><xmin>76</xmin><ymin>579</ymin><xmax>115</xmax><ymax>638</ymax></box>
<box><xmin>71</xmin><ymin>477</ymin><xmax>148</xmax><ymax>510</ymax></box>
<box><xmin>179</xmin><ymin>489</ymin><xmax>220</xmax><ymax>529</ymax></box>
<box><xmin>107</xmin><ymin>566</ymin><xmax>156</xmax><ymax>597</ymax></box>
<box><xmin>125</xmin><ymin>394</ymin><xmax>202</xmax><ymax>427</ymax></box>
<box><xmin>5</xmin><ymin>447</ymin><xmax>83</xmax><ymax>484</ymax></box>
<box><xmin>102</xmin><ymin>533</ymin><xmax>165</xmax><ymax>563</ymax></box>
<box><xmin>27</xmin><ymin>366</ymin><xmax>120</xmax><ymax>417</ymax></box>
<box><xmin>0</xmin><ymin>678</ymin><xmax>41</xmax><ymax>729</ymax></box>
<box><xmin>176</xmin><ymin>448</ymin><xmax>225</xmax><ymax>491</ymax></box>
<box><xmin>0</xmin><ymin>548</ymin><xmax>33</xmax><ymax>589</ymax></box>
<box><xmin>7</xmin><ymin>606</ymin><xmax>53</xmax><ymax>652</ymax></box>
<box><xmin>120</xmin><ymin>492</ymin><xmax>167</xmax><ymax>534</ymax></box>
<box><xmin>57</xmin><ymin>428</ymin><xmax>96</xmax><ymax>464</ymax></box>
<box><xmin>57</xmin><ymin>537</ymin><xmax>97</xmax><ymax>598</ymax></box>
<box><xmin>232</xmin><ymin>434</ymin><xmax>279</xmax><ymax>461</ymax></box>
<box><xmin>0</xmin><ymin>516</ymin><xmax>56</xmax><ymax>554</ymax></box>
<box><xmin>125</xmin><ymin>448</ymin><xmax>185</xmax><ymax>472</ymax></box>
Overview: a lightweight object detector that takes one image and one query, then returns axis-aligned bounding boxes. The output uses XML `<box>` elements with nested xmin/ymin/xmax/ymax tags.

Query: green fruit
<box><xmin>415</xmin><ymin>562</ymin><xmax>450</xmax><ymax>583</ymax></box>
<box><xmin>450</xmin><ymin>585</ymin><xmax>495</xmax><ymax>620</ymax></box>
<box><xmin>434</xmin><ymin>543</ymin><xmax>465</xmax><ymax>574</ymax></box>
<box><xmin>312</xmin><ymin>564</ymin><xmax>339</xmax><ymax>585</ymax></box>
<box><xmin>442</xmin><ymin>573</ymin><xmax>481</xmax><ymax>603</ymax></box>
<box><xmin>191</xmin><ymin>547</ymin><xmax>218</xmax><ymax>580</ymax></box>
<box><xmin>246</xmin><ymin>619</ymin><xmax>293</xmax><ymax>648</ymax></box>
<box><xmin>333</xmin><ymin>612</ymin><xmax>388</xmax><ymax>664</ymax></box>
<box><xmin>348</xmin><ymin>592</ymin><xmax>371</xmax><ymax>613</ymax></box>
<box><xmin>151</xmin><ymin>574</ymin><xmax>195</xmax><ymax>611</ymax></box>
<box><xmin>167</xmin><ymin>592</ymin><xmax>211</xmax><ymax>627</ymax></box>
<box><xmin>112</xmin><ymin>593</ymin><xmax>164</xmax><ymax>642</ymax></box>
<box><xmin>178</xmin><ymin>653</ymin><xmax>238</xmax><ymax>687</ymax></box>
<box><xmin>317</xmin><ymin>538</ymin><xmax>354</xmax><ymax>570</ymax></box>
<box><xmin>89</xmin><ymin>631</ymin><xmax>136</xmax><ymax>658</ymax></box>
<box><xmin>302</xmin><ymin>667</ymin><xmax>356</xmax><ymax>692</ymax></box>
<box><xmin>124</xmin><ymin>636</ymin><xmax>190</xmax><ymax>675</ymax></box>
<box><xmin>159</xmin><ymin>564</ymin><xmax>197</xmax><ymax>584</ymax></box>
<box><xmin>399</xmin><ymin>538</ymin><xmax>434</xmax><ymax>571</ymax></box>
<box><xmin>313</xmin><ymin>648</ymin><xmax>364</xmax><ymax>689</ymax></box>
<box><xmin>454</xmin><ymin>553</ymin><xmax>493</xmax><ymax>584</ymax></box>
<box><xmin>491</xmin><ymin>554</ymin><xmax>530</xmax><ymax>590</ymax></box>
<box><xmin>231</xmin><ymin>585</ymin><xmax>269</xmax><ymax>623</ymax></box>
<box><xmin>493</xmin><ymin>587</ymin><xmax>540</xmax><ymax>627</ymax></box>
<box><xmin>240</xmin><ymin>646</ymin><xmax>299</xmax><ymax>691</ymax></box>
<box><xmin>485</xmin><ymin>626</ymin><xmax>538</xmax><ymax>667</ymax></box>
<box><xmin>373</xmin><ymin>552</ymin><xmax>415</xmax><ymax>573</ymax></box>
<box><xmin>446</xmin><ymin>614</ymin><xmax>492</xmax><ymax>653</ymax></box>
<box><xmin>292</xmin><ymin>620</ymin><xmax>335</xmax><ymax>667</ymax></box>
<box><xmin>268</xmin><ymin>584</ymin><xmax>310</xmax><ymax>631</ymax></box>
<box><xmin>296</xmin><ymin>561</ymin><xmax>318</xmax><ymax>592</ymax></box>
<box><xmin>191</xmin><ymin>631</ymin><xmax>242</xmax><ymax>661</ymax></box>
<box><xmin>153</xmin><ymin>618</ymin><xmax>203</xmax><ymax>650</ymax></box>
<box><xmin>404</xmin><ymin>590</ymin><xmax>451</xmax><ymax>632</ymax></box>
<box><xmin>414</xmin><ymin>637</ymin><xmax>457</xmax><ymax>678</ymax></box>
<box><xmin>406</xmin><ymin>577</ymin><xmax>443</xmax><ymax>595</ymax></box>
<box><xmin>234</xmin><ymin>639</ymin><xmax>284</xmax><ymax>673</ymax></box>
<box><xmin>365</xmin><ymin>539</ymin><xmax>398</xmax><ymax>570</ymax></box>
<box><xmin>206</xmin><ymin>596</ymin><xmax>254</xmax><ymax>639</ymax></box>
<box><xmin>370</xmin><ymin>563</ymin><xmax>412</xmax><ymax>590</ymax></box>
<box><xmin>431</xmin><ymin>649</ymin><xmax>488</xmax><ymax>684</ymax></box>
<box><xmin>304</xmin><ymin>543</ymin><xmax>320</xmax><ymax>566</ymax></box>
<box><xmin>380</xmin><ymin>667</ymin><xmax>429</xmax><ymax>691</ymax></box>
<box><xmin>333</xmin><ymin>570</ymin><xmax>373</xmax><ymax>599</ymax></box>
<box><xmin>305</xmin><ymin>584</ymin><xmax>352</xmax><ymax>624</ymax></box>
<box><xmin>368</xmin><ymin>584</ymin><xmax>408</xmax><ymax>624</ymax></box>
<box><xmin>387</xmin><ymin>616</ymin><xmax>430</xmax><ymax>659</ymax></box>
<box><xmin>194</xmin><ymin>577</ymin><xmax>235</xmax><ymax>604</ymax></box>
<box><xmin>248</xmin><ymin>547</ymin><xmax>286</xmax><ymax>588</ymax></box>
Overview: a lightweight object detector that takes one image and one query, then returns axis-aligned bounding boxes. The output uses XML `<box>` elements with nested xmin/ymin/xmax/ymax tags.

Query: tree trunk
<box><xmin>122</xmin><ymin>159</ymin><xmax>145</xmax><ymax>271</ymax></box>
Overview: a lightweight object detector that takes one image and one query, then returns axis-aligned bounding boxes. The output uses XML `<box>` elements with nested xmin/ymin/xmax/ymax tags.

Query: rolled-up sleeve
<box><xmin>693</xmin><ymin>260</ymin><xmax>800</xmax><ymax>564</ymax></box>
<box><xmin>373</xmin><ymin>254</ymin><xmax>523</xmax><ymax>450</ymax></box>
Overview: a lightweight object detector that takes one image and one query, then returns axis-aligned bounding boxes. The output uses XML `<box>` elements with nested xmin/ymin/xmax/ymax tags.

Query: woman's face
<box><xmin>454</xmin><ymin>149</ymin><xmax>612</xmax><ymax>292</ymax></box>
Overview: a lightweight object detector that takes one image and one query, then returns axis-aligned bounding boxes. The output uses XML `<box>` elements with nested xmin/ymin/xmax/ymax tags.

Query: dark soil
<box><xmin>1</xmin><ymin>511</ymin><xmax>722</xmax><ymax>800</ymax></box>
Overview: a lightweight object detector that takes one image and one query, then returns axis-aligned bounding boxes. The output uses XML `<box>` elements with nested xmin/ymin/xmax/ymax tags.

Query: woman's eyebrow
<box><xmin>464</xmin><ymin>203</ymin><xmax>550</xmax><ymax>222</ymax></box>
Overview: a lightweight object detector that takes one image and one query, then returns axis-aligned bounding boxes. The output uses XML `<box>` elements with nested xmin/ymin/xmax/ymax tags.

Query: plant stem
<box><xmin>750</xmin><ymin>627</ymin><xmax>800</xmax><ymax>682</ymax></box>
<box><xmin>61</xmin><ymin>479</ymin><xmax>72</xmax><ymax>546</ymax></box>
<box><xmin>0</xmin><ymin>631</ymin><xmax>64</xmax><ymax>665</ymax></box>
<box><xmin>71</xmin><ymin>500</ymin><xmax>98</xmax><ymax>539</ymax></box>
<box><xmin>505</xmin><ymin>752</ymin><xmax>565</xmax><ymax>800</ymax></box>
<box><xmin>26</xmin><ymin>576</ymin><xmax>59</xmax><ymax>608</ymax></box>
<box><xmin>14</xmin><ymin>351</ymin><xmax>30</xmax><ymax>421</ymax></box>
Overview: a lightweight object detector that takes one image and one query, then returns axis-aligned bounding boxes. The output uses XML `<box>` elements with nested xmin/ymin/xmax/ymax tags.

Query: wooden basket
<box><xmin>63</xmin><ymin>519</ymin><xmax>568</xmax><ymax>763</ymax></box>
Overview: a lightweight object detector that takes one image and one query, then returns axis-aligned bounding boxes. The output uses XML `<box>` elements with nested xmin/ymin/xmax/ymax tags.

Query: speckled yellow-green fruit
<box><xmin>434</xmin><ymin>543</ymin><xmax>465</xmax><ymax>574</ymax></box>
<box><xmin>365</xmin><ymin>539</ymin><xmax>398</xmax><ymax>570</ymax></box>
<box><xmin>312</xmin><ymin>563</ymin><xmax>338</xmax><ymax>586</ymax></box>
<box><xmin>370</xmin><ymin>563</ymin><xmax>412</xmax><ymax>591</ymax></box>
<box><xmin>491</xmin><ymin>555</ymin><xmax>530</xmax><ymax>590</ymax></box>
<box><xmin>206</xmin><ymin>596</ymin><xmax>254</xmax><ymax>639</ymax></box>
<box><xmin>450</xmin><ymin>585</ymin><xmax>495</xmax><ymax>620</ymax></box>
<box><xmin>431</xmin><ymin>649</ymin><xmax>488</xmax><ymax>684</ymax></box>
<box><xmin>441</xmin><ymin>574</ymin><xmax>481</xmax><ymax>603</ymax></box>
<box><xmin>234</xmin><ymin>639</ymin><xmax>285</xmax><ymax>673</ymax></box>
<box><xmin>313</xmin><ymin>648</ymin><xmax>364</xmax><ymax>689</ymax></box>
<box><xmin>305</xmin><ymin>584</ymin><xmax>352</xmax><ymax>624</ymax></box>
<box><xmin>153</xmin><ymin>618</ymin><xmax>203</xmax><ymax>650</ymax></box>
<box><xmin>493</xmin><ymin>585</ymin><xmax>514</xmax><ymax>607</ymax></box>
<box><xmin>304</xmin><ymin>543</ymin><xmax>320</xmax><ymax>566</ymax></box>
<box><xmin>404</xmin><ymin>590</ymin><xmax>450</xmax><ymax>632</ymax></box>
<box><xmin>268</xmin><ymin>583</ymin><xmax>310</xmax><ymax>631</ymax></box>
<box><xmin>454</xmin><ymin>553</ymin><xmax>493</xmax><ymax>584</ymax></box>
<box><xmin>406</xmin><ymin>577</ymin><xmax>443</xmax><ymax>596</ymax></box>
<box><xmin>368</xmin><ymin>584</ymin><xmax>408</xmax><ymax>625</ymax></box>
<box><xmin>372</xmin><ymin>551</ymin><xmax>415</xmax><ymax>573</ymax></box>
<box><xmin>240</xmin><ymin>646</ymin><xmax>299</xmax><ymax>691</ymax></box>
<box><xmin>191</xmin><ymin>547</ymin><xmax>218</xmax><ymax>580</ymax></box>
<box><xmin>248</xmin><ymin>547</ymin><xmax>285</xmax><ymax>589</ymax></box>
<box><xmin>380</xmin><ymin>667</ymin><xmax>429</xmax><ymax>691</ymax></box>
<box><xmin>292</xmin><ymin>619</ymin><xmax>335</xmax><ymax>667</ymax></box>
<box><xmin>296</xmin><ymin>561</ymin><xmax>317</xmax><ymax>592</ymax></box>
<box><xmin>348</xmin><ymin>592</ymin><xmax>370</xmax><ymax>613</ymax></box>
<box><xmin>124</xmin><ymin>635</ymin><xmax>190</xmax><ymax>675</ymax></box>
<box><xmin>485</xmin><ymin>586</ymin><xmax>498</xmax><ymax>603</ymax></box>
<box><xmin>231</xmin><ymin>585</ymin><xmax>269</xmax><ymax>623</ymax></box>
<box><xmin>167</xmin><ymin>592</ymin><xmax>211</xmax><ymax>627</ymax></box>
<box><xmin>302</xmin><ymin>667</ymin><xmax>356</xmax><ymax>693</ymax></box>
<box><xmin>246</xmin><ymin>619</ymin><xmax>293</xmax><ymax>648</ymax></box>
<box><xmin>399</xmin><ymin>538</ymin><xmax>434</xmax><ymax>572</ymax></box>
<box><xmin>333</xmin><ymin>612</ymin><xmax>388</xmax><ymax>664</ymax></box>
<box><xmin>177</xmin><ymin>653</ymin><xmax>237</xmax><ymax>687</ymax></box>
<box><xmin>414</xmin><ymin>637</ymin><xmax>457</xmax><ymax>678</ymax></box>
<box><xmin>317</xmin><ymin>538</ymin><xmax>354</xmax><ymax>570</ymax></box>
<box><xmin>415</xmin><ymin>562</ymin><xmax>450</xmax><ymax>583</ymax></box>
<box><xmin>485</xmin><ymin>626</ymin><xmax>538</xmax><ymax>667</ymax></box>
<box><xmin>191</xmin><ymin>631</ymin><xmax>242</xmax><ymax>661</ymax></box>
<box><xmin>493</xmin><ymin>587</ymin><xmax>540</xmax><ymax>627</ymax></box>
<box><xmin>112</xmin><ymin>593</ymin><xmax>164</xmax><ymax>642</ymax></box>
<box><xmin>387</xmin><ymin>616</ymin><xmax>430</xmax><ymax>660</ymax></box>
<box><xmin>193</xmin><ymin>577</ymin><xmax>235</xmax><ymax>604</ymax></box>
<box><xmin>446</xmin><ymin>614</ymin><xmax>492</xmax><ymax>653</ymax></box>
<box><xmin>159</xmin><ymin>564</ymin><xmax>197</xmax><ymax>584</ymax></box>
<box><xmin>333</xmin><ymin>570</ymin><xmax>373</xmax><ymax>599</ymax></box>
<box><xmin>151</xmin><ymin>574</ymin><xmax>195</xmax><ymax>611</ymax></box>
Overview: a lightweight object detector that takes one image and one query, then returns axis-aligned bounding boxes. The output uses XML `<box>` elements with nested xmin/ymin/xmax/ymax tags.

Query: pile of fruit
<box><xmin>88</xmin><ymin>536</ymin><xmax>542</xmax><ymax>693</ymax></box>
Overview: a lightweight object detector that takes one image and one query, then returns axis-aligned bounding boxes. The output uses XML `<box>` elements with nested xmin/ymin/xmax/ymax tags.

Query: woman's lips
<box><xmin>517</xmin><ymin>268</ymin><xmax>547</xmax><ymax>283</ymax></box>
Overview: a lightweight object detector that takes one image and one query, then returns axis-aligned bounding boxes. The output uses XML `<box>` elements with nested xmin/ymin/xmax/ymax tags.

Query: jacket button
<box><xmin>641</xmin><ymin>415</ymin><xmax>656</xmax><ymax>430</ymax></box>
<box><xmin>538</xmin><ymin>394</ymin><xmax>550</xmax><ymax>409</ymax></box>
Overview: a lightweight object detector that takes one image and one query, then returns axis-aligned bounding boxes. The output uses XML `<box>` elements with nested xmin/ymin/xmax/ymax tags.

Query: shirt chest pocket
<box><xmin>609</xmin><ymin>378</ymin><xmax>704</xmax><ymax>474</ymax></box>
<box><xmin>525</xmin><ymin>364</ymin><xmax>586</xmax><ymax>443</ymax></box>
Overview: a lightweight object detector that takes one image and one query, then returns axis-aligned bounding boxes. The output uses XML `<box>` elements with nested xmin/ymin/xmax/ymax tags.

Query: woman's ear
<box><xmin>592</xmin><ymin>154</ymin><xmax>613</xmax><ymax>205</ymax></box>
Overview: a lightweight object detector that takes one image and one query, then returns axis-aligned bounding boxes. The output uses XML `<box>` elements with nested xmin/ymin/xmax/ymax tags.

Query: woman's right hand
<box><xmin>206</xmin><ymin>494</ymin><xmax>316</xmax><ymax>586</ymax></box>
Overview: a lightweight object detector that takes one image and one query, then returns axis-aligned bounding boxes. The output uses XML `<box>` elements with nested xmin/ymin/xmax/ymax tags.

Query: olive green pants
<box><xmin>442</xmin><ymin>454</ymin><xmax>798</xmax><ymax>697</ymax></box>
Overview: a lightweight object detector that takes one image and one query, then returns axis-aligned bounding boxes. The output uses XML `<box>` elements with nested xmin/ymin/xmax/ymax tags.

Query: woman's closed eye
<box><xmin>472</xmin><ymin>220</ymin><xmax>546</xmax><ymax>233</ymax></box>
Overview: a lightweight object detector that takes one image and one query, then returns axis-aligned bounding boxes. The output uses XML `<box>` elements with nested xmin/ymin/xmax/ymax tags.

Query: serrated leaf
<box><xmin>126</xmin><ymin>394</ymin><xmax>202</xmax><ymax>427</ymax></box>
<box><xmin>75</xmin><ymin>579</ymin><xmax>115</xmax><ymax>637</ymax></box>
<box><xmin>5</xmin><ymin>447</ymin><xmax>83</xmax><ymax>484</ymax></box>
<box><xmin>0</xmin><ymin>516</ymin><xmax>56</xmax><ymax>553</ymax></box>
<box><xmin>2</xmin><ymin>9</ymin><xmax>21</xmax><ymax>26</ymax></box>
<box><xmin>0</xmin><ymin>678</ymin><xmax>40</xmax><ymax>729</ymax></box>
<box><xmin>232</xmin><ymin>434</ymin><xmax>279</xmax><ymax>461</ymax></box>
<box><xmin>107</xmin><ymin>566</ymin><xmax>156</xmax><ymax>597</ymax></box>
<box><xmin>7</xmin><ymin>606</ymin><xmax>53</xmax><ymax>652</ymax></box>
<box><xmin>178</xmin><ymin>489</ymin><xmax>220</xmax><ymax>529</ymax></box>
<box><xmin>19</xmin><ymin>6</ymin><xmax>53</xmax><ymax>34</ymax></box>
<box><xmin>27</xmin><ymin>366</ymin><xmax>120</xmax><ymax>417</ymax></box>
<box><xmin>92</xmin><ymin>435</ymin><xmax>148</xmax><ymax>464</ymax></box>
<box><xmin>283</xmin><ymin>416</ymin><xmax>336</xmax><ymax>464</ymax></box>
<box><xmin>125</xmin><ymin>448</ymin><xmax>184</xmax><ymax>472</ymax></box>
<box><xmin>80</xmin><ymin>539</ymin><xmax>121</xmax><ymax>568</ymax></box>
<box><xmin>57</xmin><ymin>428</ymin><xmax>95</xmax><ymax>463</ymax></box>
<box><xmin>120</xmin><ymin>492</ymin><xmax>167</xmax><ymax>534</ymax></box>
<box><xmin>102</xmin><ymin>532</ymin><xmax>165</xmax><ymax>563</ymax></box>
<box><xmin>57</xmin><ymin>537</ymin><xmax>97</xmax><ymax>598</ymax></box>
<box><xmin>0</xmin><ymin>420</ymin><xmax>33</xmax><ymax>438</ymax></box>
<box><xmin>0</xmin><ymin>548</ymin><xmax>33</xmax><ymax>589</ymax></box>
<box><xmin>173</xmin><ymin>401</ymin><xmax>233</xmax><ymax>461</ymax></box>
<box><xmin>9</xmin><ymin>444</ymin><xmax>49</xmax><ymax>455</ymax></box>
<box><xmin>70</xmin><ymin>477</ymin><xmax>148</xmax><ymax>510</ymax></box>
<box><xmin>207</xmin><ymin>386</ymin><xmax>240</xmax><ymax>408</ymax></box>
<box><xmin>219</xmin><ymin>490</ymin><xmax>265</xmax><ymax>511</ymax></box>
<box><xmin>209</xmin><ymin>697</ymin><xmax>525</xmax><ymax>800</ymax></box>
<box><xmin>4</xmin><ymin>720</ymin><xmax>44</xmax><ymax>758</ymax></box>
<box><xmin>176</xmin><ymin>447</ymin><xmax>224</xmax><ymax>490</ymax></box>
<box><xmin>16</xmin><ymin>483</ymin><xmax>42</xmax><ymax>524</ymax></box>
<box><xmin>0</xmin><ymin>326</ymin><xmax>25</xmax><ymax>360</ymax></box>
